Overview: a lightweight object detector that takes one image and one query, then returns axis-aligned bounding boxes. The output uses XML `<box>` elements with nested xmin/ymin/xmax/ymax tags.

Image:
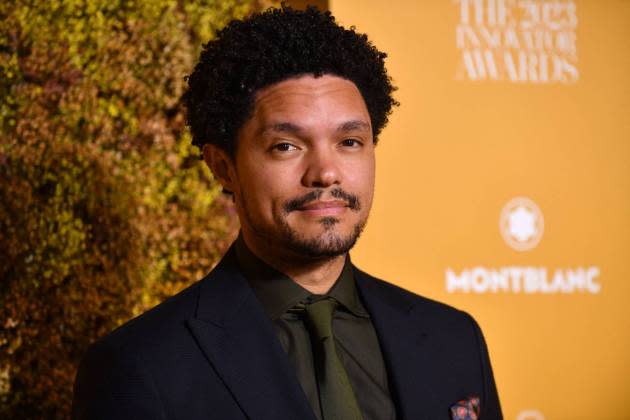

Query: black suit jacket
<box><xmin>73</xmin><ymin>248</ymin><xmax>502</xmax><ymax>419</ymax></box>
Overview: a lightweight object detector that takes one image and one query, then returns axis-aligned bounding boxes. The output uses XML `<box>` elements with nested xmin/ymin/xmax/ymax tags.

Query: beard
<box><xmin>274</xmin><ymin>214</ymin><xmax>366</xmax><ymax>259</ymax></box>
<box><xmin>242</xmin><ymin>188</ymin><xmax>368</xmax><ymax>260</ymax></box>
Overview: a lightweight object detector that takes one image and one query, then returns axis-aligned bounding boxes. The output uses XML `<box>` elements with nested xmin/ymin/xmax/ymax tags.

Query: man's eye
<box><xmin>340</xmin><ymin>139</ymin><xmax>361</xmax><ymax>147</ymax></box>
<box><xmin>272</xmin><ymin>143</ymin><xmax>297</xmax><ymax>152</ymax></box>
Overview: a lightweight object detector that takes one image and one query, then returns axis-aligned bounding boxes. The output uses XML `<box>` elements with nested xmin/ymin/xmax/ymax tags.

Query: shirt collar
<box><xmin>234</xmin><ymin>233</ymin><xmax>369</xmax><ymax>320</ymax></box>
<box><xmin>327</xmin><ymin>258</ymin><xmax>369</xmax><ymax>318</ymax></box>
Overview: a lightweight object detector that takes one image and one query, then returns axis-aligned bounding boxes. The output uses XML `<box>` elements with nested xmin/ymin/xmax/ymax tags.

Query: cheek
<box><xmin>355</xmin><ymin>160</ymin><xmax>376</xmax><ymax>215</ymax></box>
<box><xmin>349</xmin><ymin>155</ymin><xmax>375</xmax><ymax>197</ymax></box>
<box><xmin>237</xmin><ymin>162</ymin><xmax>295</xmax><ymax>216</ymax></box>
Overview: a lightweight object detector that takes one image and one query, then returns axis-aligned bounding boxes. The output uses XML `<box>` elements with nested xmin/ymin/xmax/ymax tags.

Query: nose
<box><xmin>301</xmin><ymin>146</ymin><xmax>341</xmax><ymax>188</ymax></box>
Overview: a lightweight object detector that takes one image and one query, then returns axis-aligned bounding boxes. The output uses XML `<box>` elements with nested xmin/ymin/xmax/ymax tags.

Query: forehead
<box><xmin>249</xmin><ymin>74</ymin><xmax>370</xmax><ymax>128</ymax></box>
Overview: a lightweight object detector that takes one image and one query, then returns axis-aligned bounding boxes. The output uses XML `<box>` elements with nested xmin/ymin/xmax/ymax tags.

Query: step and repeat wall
<box><xmin>331</xmin><ymin>1</ymin><xmax>630</xmax><ymax>419</ymax></box>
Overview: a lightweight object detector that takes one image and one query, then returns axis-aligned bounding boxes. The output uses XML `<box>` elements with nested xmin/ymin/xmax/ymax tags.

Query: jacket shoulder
<box><xmin>88</xmin><ymin>278</ymin><xmax>203</xmax><ymax>356</ymax></box>
<box><xmin>353</xmin><ymin>266</ymin><xmax>489</xmax><ymax>344</ymax></box>
<box><xmin>354</xmin><ymin>266</ymin><xmax>470</xmax><ymax>320</ymax></box>
<box><xmin>353</xmin><ymin>267</ymin><xmax>503</xmax><ymax>418</ymax></box>
<box><xmin>73</xmin><ymin>279</ymin><xmax>207</xmax><ymax>419</ymax></box>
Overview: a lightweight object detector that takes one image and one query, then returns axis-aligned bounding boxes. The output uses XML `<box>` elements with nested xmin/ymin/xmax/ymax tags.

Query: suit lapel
<box><xmin>187</xmin><ymin>249</ymin><xmax>316</xmax><ymax>420</ymax></box>
<box><xmin>355</xmin><ymin>268</ymin><xmax>437</xmax><ymax>420</ymax></box>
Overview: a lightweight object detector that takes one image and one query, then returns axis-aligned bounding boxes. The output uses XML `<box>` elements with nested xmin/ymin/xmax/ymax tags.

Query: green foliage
<box><xmin>0</xmin><ymin>0</ymin><xmax>255</xmax><ymax>417</ymax></box>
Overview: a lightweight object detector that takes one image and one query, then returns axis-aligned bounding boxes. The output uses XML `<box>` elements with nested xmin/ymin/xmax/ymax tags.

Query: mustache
<box><xmin>284</xmin><ymin>188</ymin><xmax>361</xmax><ymax>213</ymax></box>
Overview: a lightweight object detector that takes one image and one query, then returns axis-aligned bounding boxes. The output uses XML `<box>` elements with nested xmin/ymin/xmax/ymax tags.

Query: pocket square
<box><xmin>450</xmin><ymin>396</ymin><xmax>480</xmax><ymax>420</ymax></box>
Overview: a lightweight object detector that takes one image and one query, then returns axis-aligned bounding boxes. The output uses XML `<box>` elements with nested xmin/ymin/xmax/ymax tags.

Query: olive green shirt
<box><xmin>235</xmin><ymin>236</ymin><xmax>396</xmax><ymax>420</ymax></box>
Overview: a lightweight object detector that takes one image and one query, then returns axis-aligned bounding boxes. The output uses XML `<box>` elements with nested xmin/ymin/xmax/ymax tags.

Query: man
<box><xmin>73</xmin><ymin>6</ymin><xmax>502</xmax><ymax>420</ymax></box>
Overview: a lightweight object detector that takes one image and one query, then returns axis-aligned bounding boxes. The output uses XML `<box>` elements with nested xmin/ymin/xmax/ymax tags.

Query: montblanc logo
<box><xmin>499</xmin><ymin>197</ymin><xmax>544</xmax><ymax>251</ymax></box>
<box><xmin>445</xmin><ymin>197</ymin><xmax>601</xmax><ymax>294</ymax></box>
<box><xmin>516</xmin><ymin>409</ymin><xmax>545</xmax><ymax>420</ymax></box>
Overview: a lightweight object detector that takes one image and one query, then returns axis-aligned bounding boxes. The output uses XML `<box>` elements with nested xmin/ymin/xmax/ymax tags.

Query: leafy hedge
<box><xmin>0</xmin><ymin>1</ymin><xmax>256</xmax><ymax>417</ymax></box>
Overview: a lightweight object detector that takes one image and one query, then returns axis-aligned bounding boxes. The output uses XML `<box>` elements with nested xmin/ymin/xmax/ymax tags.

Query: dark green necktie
<box><xmin>304</xmin><ymin>297</ymin><xmax>363</xmax><ymax>420</ymax></box>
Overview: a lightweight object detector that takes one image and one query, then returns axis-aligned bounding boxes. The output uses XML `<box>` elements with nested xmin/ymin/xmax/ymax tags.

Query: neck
<box><xmin>241</xmin><ymin>232</ymin><xmax>347</xmax><ymax>295</ymax></box>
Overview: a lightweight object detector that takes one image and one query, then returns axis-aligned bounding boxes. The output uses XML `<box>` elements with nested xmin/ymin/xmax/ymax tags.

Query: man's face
<box><xmin>221</xmin><ymin>74</ymin><xmax>375</xmax><ymax>260</ymax></box>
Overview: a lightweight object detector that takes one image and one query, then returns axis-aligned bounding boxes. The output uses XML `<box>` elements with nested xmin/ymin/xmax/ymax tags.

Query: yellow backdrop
<box><xmin>331</xmin><ymin>1</ymin><xmax>630</xmax><ymax>419</ymax></box>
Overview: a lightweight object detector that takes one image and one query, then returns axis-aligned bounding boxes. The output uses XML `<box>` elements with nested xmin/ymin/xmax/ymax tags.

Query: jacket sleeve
<box><xmin>465</xmin><ymin>312</ymin><xmax>503</xmax><ymax>420</ymax></box>
<box><xmin>72</xmin><ymin>339</ymin><xmax>168</xmax><ymax>420</ymax></box>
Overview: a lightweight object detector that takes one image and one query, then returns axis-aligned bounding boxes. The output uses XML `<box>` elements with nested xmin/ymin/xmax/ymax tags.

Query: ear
<box><xmin>202</xmin><ymin>144</ymin><xmax>237</xmax><ymax>194</ymax></box>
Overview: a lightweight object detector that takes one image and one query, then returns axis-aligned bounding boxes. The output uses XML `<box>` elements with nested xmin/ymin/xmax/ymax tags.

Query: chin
<box><xmin>282</xmin><ymin>219</ymin><xmax>365</xmax><ymax>260</ymax></box>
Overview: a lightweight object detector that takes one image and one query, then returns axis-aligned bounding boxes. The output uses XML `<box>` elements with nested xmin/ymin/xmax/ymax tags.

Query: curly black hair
<box><xmin>183</xmin><ymin>5</ymin><xmax>398</xmax><ymax>157</ymax></box>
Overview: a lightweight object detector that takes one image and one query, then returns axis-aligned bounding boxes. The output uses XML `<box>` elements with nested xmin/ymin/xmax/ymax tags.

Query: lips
<box><xmin>297</xmin><ymin>200</ymin><xmax>348</xmax><ymax>216</ymax></box>
<box><xmin>298</xmin><ymin>200</ymin><xmax>347</xmax><ymax>210</ymax></box>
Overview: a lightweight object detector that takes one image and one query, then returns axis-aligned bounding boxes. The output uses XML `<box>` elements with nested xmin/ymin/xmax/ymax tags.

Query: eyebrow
<box><xmin>260</xmin><ymin>120</ymin><xmax>371</xmax><ymax>136</ymax></box>
<box><xmin>337</xmin><ymin>120</ymin><xmax>371</xmax><ymax>132</ymax></box>
<box><xmin>260</xmin><ymin>122</ymin><xmax>303</xmax><ymax>136</ymax></box>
